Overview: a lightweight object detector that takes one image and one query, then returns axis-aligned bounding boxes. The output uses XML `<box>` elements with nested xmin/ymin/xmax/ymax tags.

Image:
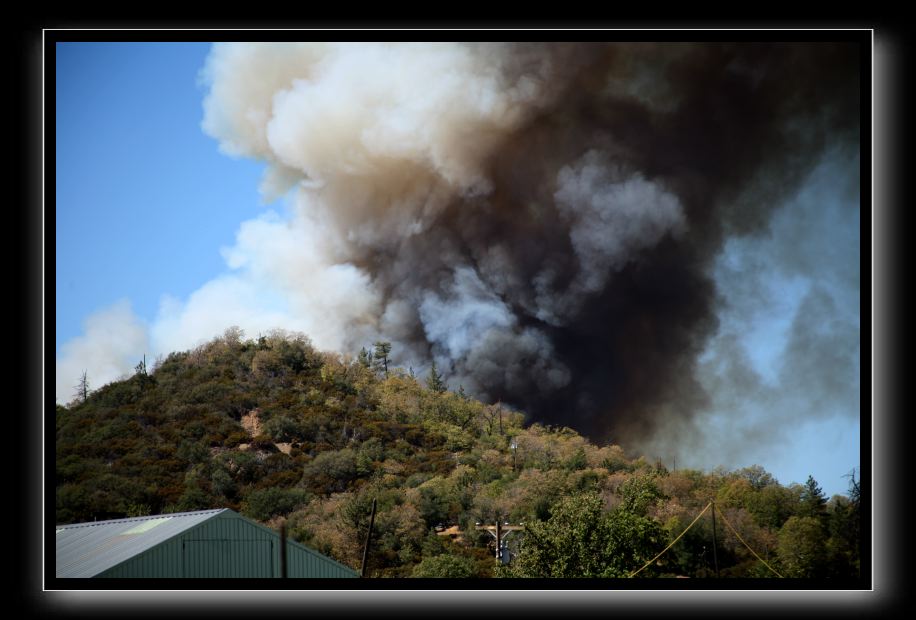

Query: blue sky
<box><xmin>56</xmin><ymin>42</ymin><xmax>275</xmax><ymax>351</ymax></box>
<box><xmin>54</xmin><ymin>42</ymin><xmax>861</xmax><ymax>499</ymax></box>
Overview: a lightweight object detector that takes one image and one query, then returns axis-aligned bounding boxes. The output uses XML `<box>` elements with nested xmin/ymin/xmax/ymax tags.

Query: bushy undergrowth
<box><xmin>56</xmin><ymin>329</ymin><xmax>860</xmax><ymax>579</ymax></box>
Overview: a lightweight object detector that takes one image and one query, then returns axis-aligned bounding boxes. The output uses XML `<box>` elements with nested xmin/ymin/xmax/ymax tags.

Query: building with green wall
<box><xmin>56</xmin><ymin>508</ymin><xmax>359</xmax><ymax>578</ymax></box>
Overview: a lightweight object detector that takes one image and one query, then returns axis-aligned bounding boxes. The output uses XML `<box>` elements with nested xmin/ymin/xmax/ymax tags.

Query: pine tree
<box><xmin>72</xmin><ymin>370</ymin><xmax>90</xmax><ymax>404</ymax></box>
<box><xmin>135</xmin><ymin>354</ymin><xmax>148</xmax><ymax>377</ymax></box>
<box><xmin>357</xmin><ymin>347</ymin><xmax>373</xmax><ymax>369</ymax></box>
<box><xmin>799</xmin><ymin>475</ymin><xmax>827</xmax><ymax>519</ymax></box>
<box><xmin>372</xmin><ymin>341</ymin><xmax>392</xmax><ymax>378</ymax></box>
<box><xmin>426</xmin><ymin>359</ymin><xmax>446</xmax><ymax>393</ymax></box>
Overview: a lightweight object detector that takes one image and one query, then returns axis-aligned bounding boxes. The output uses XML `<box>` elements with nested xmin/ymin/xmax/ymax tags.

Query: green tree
<box><xmin>824</xmin><ymin>471</ymin><xmax>860</xmax><ymax>578</ymax></box>
<box><xmin>749</xmin><ymin>484</ymin><xmax>801</xmax><ymax>530</ymax></box>
<box><xmin>241</xmin><ymin>487</ymin><xmax>311</xmax><ymax>521</ymax></box>
<box><xmin>373</xmin><ymin>341</ymin><xmax>392</xmax><ymax>378</ymax></box>
<box><xmin>135</xmin><ymin>355</ymin><xmax>148</xmax><ymax>377</ymax></box>
<box><xmin>799</xmin><ymin>475</ymin><xmax>827</xmax><ymax>519</ymax></box>
<box><xmin>262</xmin><ymin>412</ymin><xmax>303</xmax><ymax>443</ymax></box>
<box><xmin>416</xmin><ymin>485</ymin><xmax>450</xmax><ymax>528</ymax></box>
<box><xmin>777</xmin><ymin>515</ymin><xmax>827</xmax><ymax>577</ymax></box>
<box><xmin>412</xmin><ymin>553</ymin><xmax>477</xmax><ymax>578</ymax></box>
<box><xmin>426</xmin><ymin>359</ymin><xmax>446</xmax><ymax>393</ymax></box>
<box><xmin>825</xmin><ymin>495</ymin><xmax>858</xmax><ymax>578</ymax></box>
<box><xmin>302</xmin><ymin>448</ymin><xmax>358</xmax><ymax>494</ymax></box>
<box><xmin>564</xmin><ymin>447</ymin><xmax>588</xmax><ymax>471</ymax></box>
<box><xmin>619</xmin><ymin>474</ymin><xmax>666</xmax><ymax>516</ymax></box>
<box><xmin>500</xmin><ymin>491</ymin><xmax>664</xmax><ymax>578</ymax></box>
<box><xmin>737</xmin><ymin>465</ymin><xmax>777</xmax><ymax>490</ymax></box>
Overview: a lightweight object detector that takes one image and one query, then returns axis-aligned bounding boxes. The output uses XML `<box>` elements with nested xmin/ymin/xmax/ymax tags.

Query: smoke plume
<box><xmin>190</xmin><ymin>41</ymin><xmax>861</xmax><ymax>452</ymax></box>
<box><xmin>55</xmin><ymin>300</ymin><xmax>150</xmax><ymax>405</ymax></box>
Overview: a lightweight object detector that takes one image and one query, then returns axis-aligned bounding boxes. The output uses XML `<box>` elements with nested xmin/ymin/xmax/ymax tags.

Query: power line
<box><xmin>627</xmin><ymin>501</ymin><xmax>783</xmax><ymax>578</ymax></box>
<box><xmin>713</xmin><ymin>503</ymin><xmax>783</xmax><ymax>578</ymax></box>
<box><xmin>628</xmin><ymin>502</ymin><xmax>712</xmax><ymax>578</ymax></box>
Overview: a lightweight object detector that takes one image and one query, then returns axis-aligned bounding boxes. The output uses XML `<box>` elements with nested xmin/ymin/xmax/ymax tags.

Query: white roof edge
<box><xmin>55</xmin><ymin>508</ymin><xmax>227</xmax><ymax>530</ymax></box>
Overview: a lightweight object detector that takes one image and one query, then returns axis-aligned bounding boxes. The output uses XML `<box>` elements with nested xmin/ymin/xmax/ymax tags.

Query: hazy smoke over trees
<box><xmin>196</xmin><ymin>41</ymin><xmax>860</xmax><ymax>452</ymax></box>
<box><xmin>59</xmin><ymin>40</ymin><xmax>859</xmax><ymax>473</ymax></box>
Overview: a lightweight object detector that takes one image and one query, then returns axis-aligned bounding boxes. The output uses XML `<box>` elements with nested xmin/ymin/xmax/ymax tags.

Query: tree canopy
<box><xmin>55</xmin><ymin>328</ymin><xmax>861</xmax><ymax>579</ymax></box>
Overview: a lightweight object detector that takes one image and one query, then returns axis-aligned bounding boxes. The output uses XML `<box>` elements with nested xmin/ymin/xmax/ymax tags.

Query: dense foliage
<box><xmin>56</xmin><ymin>329</ymin><xmax>861</xmax><ymax>579</ymax></box>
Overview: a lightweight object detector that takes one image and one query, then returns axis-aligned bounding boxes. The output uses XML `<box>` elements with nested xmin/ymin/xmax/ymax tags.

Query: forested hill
<box><xmin>55</xmin><ymin>329</ymin><xmax>860</xmax><ymax>578</ymax></box>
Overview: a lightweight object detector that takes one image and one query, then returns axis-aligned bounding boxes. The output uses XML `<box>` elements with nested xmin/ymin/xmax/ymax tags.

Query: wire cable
<box><xmin>628</xmin><ymin>502</ymin><xmax>712</xmax><ymax>578</ymax></box>
<box><xmin>713</xmin><ymin>503</ymin><xmax>783</xmax><ymax>578</ymax></box>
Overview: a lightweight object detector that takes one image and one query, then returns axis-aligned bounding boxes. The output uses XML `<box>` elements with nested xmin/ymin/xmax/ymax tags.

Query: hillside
<box><xmin>55</xmin><ymin>328</ymin><xmax>860</xmax><ymax>579</ymax></box>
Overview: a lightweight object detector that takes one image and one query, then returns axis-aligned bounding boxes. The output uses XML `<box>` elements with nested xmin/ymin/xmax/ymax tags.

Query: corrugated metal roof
<box><xmin>56</xmin><ymin>509</ymin><xmax>227</xmax><ymax>578</ymax></box>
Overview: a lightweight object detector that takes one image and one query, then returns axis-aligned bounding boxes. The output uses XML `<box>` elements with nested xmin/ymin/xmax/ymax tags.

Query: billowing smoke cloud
<box><xmin>55</xmin><ymin>300</ymin><xmax>149</xmax><ymax>405</ymax></box>
<box><xmin>646</xmin><ymin>145</ymin><xmax>861</xmax><ymax>477</ymax></box>
<box><xmin>194</xmin><ymin>41</ymin><xmax>859</xmax><ymax>450</ymax></box>
<box><xmin>58</xmin><ymin>42</ymin><xmax>860</xmax><ymax>469</ymax></box>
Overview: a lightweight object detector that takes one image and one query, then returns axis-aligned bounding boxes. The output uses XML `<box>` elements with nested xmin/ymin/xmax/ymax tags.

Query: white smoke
<box><xmin>55</xmin><ymin>300</ymin><xmax>150</xmax><ymax>404</ymax></box>
<box><xmin>150</xmin><ymin>201</ymin><xmax>383</xmax><ymax>356</ymax></box>
<box><xmin>56</xmin><ymin>41</ymin><xmax>859</xmax><ymax>497</ymax></box>
<box><xmin>57</xmin><ymin>42</ymin><xmax>547</xmax><ymax>401</ymax></box>
<box><xmin>419</xmin><ymin>267</ymin><xmax>515</xmax><ymax>361</ymax></box>
<box><xmin>532</xmin><ymin>150</ymin><xmax>686</xmax><ymax>324</ymax></box>
<box><xmin>199</xmin><ymin>42</ymin><xmax>606</xmax><ymax>381</ymax></box>
<box><xmin>555</xmin><ymin>152</ymin><xmax>685</xmax><ymax>285</ymax></box>
<box><xmin>417</xmin><ymin>266</ymin><xmax>569</xmax><ymax>395</ymax></box>
<box><xmin>201</xmin><ymin>42</ymin><xmax>544</xmax><ymax>241</ymax></box>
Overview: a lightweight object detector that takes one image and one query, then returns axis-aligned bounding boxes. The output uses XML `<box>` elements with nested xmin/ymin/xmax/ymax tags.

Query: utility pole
<box><xmin>475</xmin><ymin>519</ymin><xmax>523</xmax><ymax>563</ymax></box>
<box><xmin>710</xmin><ymin>501</ymin><xmax>719</xmax><ymax>578</ymax></box>
<box><xmin>360</xmin><ymin>499</ymin><xmax>377</xmax><ymax>578</ymax></box>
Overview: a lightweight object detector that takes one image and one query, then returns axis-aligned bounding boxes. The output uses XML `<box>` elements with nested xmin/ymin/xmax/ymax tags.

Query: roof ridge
<box><xmin>56</xmin><ymin>508</ymin><xmax>226</xmax><ymax>529</ymax></box>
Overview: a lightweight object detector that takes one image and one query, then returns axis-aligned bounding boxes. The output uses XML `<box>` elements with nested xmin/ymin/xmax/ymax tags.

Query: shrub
<box><xmin>241</xmin><ymin>487</ymin><xmax>312</xmax><ymax>521</ymax></box>
<box><xmin>411</xmin><ymin>554</ymin><xmax>477</xmax><ymax>578</ymax></box>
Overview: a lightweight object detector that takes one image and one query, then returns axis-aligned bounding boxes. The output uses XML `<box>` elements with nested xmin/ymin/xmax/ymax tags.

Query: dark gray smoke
<box><xmin>200</xmin><ymin>41</ymin><xmax>860</xmax><ymax>448</ymax></box>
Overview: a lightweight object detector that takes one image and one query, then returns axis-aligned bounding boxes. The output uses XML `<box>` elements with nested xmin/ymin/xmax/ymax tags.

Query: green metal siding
<box><xmin>286</xmin><ymin>538</ymin><xmax>358</xmax><ymax>578</ymax></box>
<box><xmin>182</xmin><ymin>539</ymin><xmax>275</xmax><ymax>577</ymax></box>
<box><xmin>98</xmin><ymin>535</ymin><xmax>184</xmax><ymax>577</ymax></box>
<box><xmin>97</xmin><ymin>511</ymin><xmax>357</xmax><ymax>578</ymax></box>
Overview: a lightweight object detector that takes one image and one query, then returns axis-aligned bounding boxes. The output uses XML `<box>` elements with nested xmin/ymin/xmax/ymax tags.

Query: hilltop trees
<box><xmin>824</xmin><ymin>472</ymin><xmax>861</xmax><ymax>578</ymax></box>
<box><xmin>357</xmin><ymin>347</ymin><xmax>373</xmax><ymax>369</ymax></box>
<box><xmin>72</xmin><ymin>371</ymin><xmax>90</xmax><ymax>405</ymax></box>
<box><xmin>777</xmin><ymin>516</ymin><xmax>828</xmax><ymax>577</ymax></box>
<box><xmin>771</xmin><ymin>474</ymin><xmax>831</xmax><ymax>577</ymax></box>
<box><xmin>799</xmin><ymin>475</ymin><xmax>828</xmax><ymax>519</ymax></box>
<box><xmin>372</xmin><ymin>341</ymin><xmax>392</xmax><ymax>378</ymax></box>
<box><xmin>411</xmin><ymin>553</ymin><xmax>478</xmax><ymax>578</ymax></box>
<box><xmin>426</xmin><ymin>359</ymin><xmax>446</xmax><ymax>393</ymax></box>
<box><xmin>55</xmin><ymin>330</ymin><xmax>862</xmax><ymax>579</ymax></box>
<box><xmin>499</xmin><ymin>491</ymin><xmax>665</xmax><ymax>578</ymax></box>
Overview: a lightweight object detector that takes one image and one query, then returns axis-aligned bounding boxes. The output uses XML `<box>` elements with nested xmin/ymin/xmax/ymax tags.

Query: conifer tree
<box><xmin>426</xmin><ymin>359</ymin><xmax>446</xmax><ymax>393</ymax></box>
<box><xmin>372</xmin><ymin>341</ymin><xmax>392</xmax><ymax>378</ymax></box>
<box><xmin>135</xmin><ymin>355</ymin><xmax>148</xmax><ymax>377</ymax></box>
<box><xmin>800</xmin><ymin>475</ymin><xmax>827</xmax><ymax>519</ymax></box>
<box><xmin>72</xmin><ymin>370</ymin><xmax>90</xmax><ymax>404</ymax></box>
